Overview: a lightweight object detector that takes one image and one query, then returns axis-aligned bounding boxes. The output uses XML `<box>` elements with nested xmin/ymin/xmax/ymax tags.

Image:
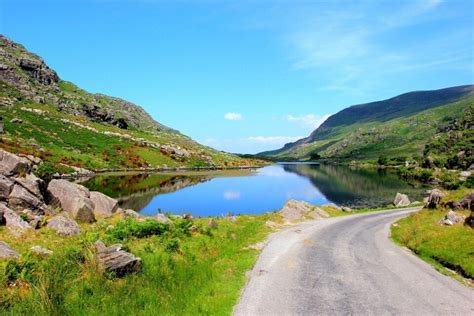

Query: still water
<box><xmin>81</xmin><ymin>163</ymin><xmax>427</xmax><ymax>217</ymax></box>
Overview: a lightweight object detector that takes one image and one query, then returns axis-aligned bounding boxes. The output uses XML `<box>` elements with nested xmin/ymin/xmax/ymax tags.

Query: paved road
<box><xmin>234</xmin><ymin>208</ymin><xmax>474</xmax><ymax>315</ymax></box>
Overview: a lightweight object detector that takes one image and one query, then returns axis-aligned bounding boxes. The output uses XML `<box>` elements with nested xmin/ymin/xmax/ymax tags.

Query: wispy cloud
<box><xmin>224</xmin><ymin>112</ymin><xmax>243</xmax><ymax>121</ymax></box>
<box><xmin>286</xmin><ymin>114</ymin><xmax>330</xmax><ymax>129</ymax></box>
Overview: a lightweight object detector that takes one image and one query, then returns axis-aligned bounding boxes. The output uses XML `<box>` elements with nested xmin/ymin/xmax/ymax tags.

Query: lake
<box><xmin>80</xmin><ymin>163</ymin><xmax>427</xmax><ymax>217</ymax></box>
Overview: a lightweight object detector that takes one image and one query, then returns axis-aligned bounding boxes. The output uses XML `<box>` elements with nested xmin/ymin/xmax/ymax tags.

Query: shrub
<box><xmin>377</xmin><ymin>155</ymin><xmax>388</xmax><ymax>166</ymax></box>
<box><xmin>106</xmin><ymin>219</ymin><xmax>170</xmax><ymax>241</ymax></box>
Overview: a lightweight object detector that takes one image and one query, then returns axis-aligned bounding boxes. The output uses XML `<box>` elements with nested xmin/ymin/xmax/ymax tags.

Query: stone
<box><xmin>47</xmin><ymin>179</ymin><xmax>95</xmax><ymax>223</ymax></box>
<box><xmin>207</xmin><ymin>218</ymin><xmax>218</xmax><ymax>228</ymax></box>
<box><xmin>394</xmin><ymin>193</ymin><xmax>411</xmax><ymax>207</ymax></box>
<box><xmin>439</xmin><ymin>210</ymin><xmax>466</xmax><ymax>226</ymax></box>
<box><xmin>31</xmin><ymin>246</ymin><xmax>53</xmax><ymax>256</ymax></box>
<box><xmin>46</xmin><ymin>215</ymin><xmax>81</xmax><ymax>236</ymax></box>
<box><xmin>20</xmin><ymin>209</ymin><xmax>44</xmax><ymax>229</ymax></box>
<box><xmin>10</xmin><ymin>118</ymin><xmax>22</xmax><ymax>124</ymax></box>
<box><xmin>280</xmin><ymin>200</ymin><xmax>314</xmax><ymax>221</ymax></box>
<box><xmin>0</xmin><ymin>241</ymin><xmax>19</xmax><ymax>259</ymax></box>
<box><xmin>460</xmin><ymin>171</ymin><xmax>472</xmax><ymax>178</ymax></box>
<box><xmin>0</xmin><ymin>149</ymin><xmax>31</xmax><ymax>176</ymax></box>
<box><xmin>342</xmin><ymin>206</ymin><xmax>354</xmax><ymax>212</ymax></box>
<box><xmin>1</xmin><ymin>204</ymin><xmax>32</xmax><ymax>231</ymax></box>
<box><xmin>0</xmin><ymin>175</ymin><xmax>13</xmax><ymax>201</ymax></box>
<box><xmin>95</xmin><ymin>241</ymin><xmax>141</xmax><ymax>277</ymax></box>
<box><xmin>117</xmin><ymin>208</ymin><xmax>142</xmax><ymax>220</ymax></box>
<box><xmin>14</xmin><ymin>174</ymin><xmax>44</xmax><ymax>199</ymax></box>
<box><xmin>426</xmin><ymin>189</ymin><xmax>445</xmax><ymax>209</ymax></box>
<box><xmin>155</xmin><ymin>213</ymin><xmax>172</xmax><ymax>224</ymax></box>
<box><xmin>460</xmin><ymin>193</ymin><xmax>474</xmax><ymax>210</ymax></box>
<box><xmin>183</xmin><ymin>213</ymin><xmax>193</xmax><ymax>220</ymax></box>
<box><xmin>8</xmin><ymin>184</ymin><xmax>44</xmax><ymax>211</ymax></box>
<box><xmin>90</xmin><ymin>191</ymin><xmax>118</xmax><ymax>218</ymax></box>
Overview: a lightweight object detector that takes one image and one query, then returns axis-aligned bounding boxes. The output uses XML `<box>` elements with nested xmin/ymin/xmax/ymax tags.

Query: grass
<box><xmin>391</xmin><ymin>207</ymin><xmax>474</xmax><ymax>282</ymax></box>
<box><xmin>0</xmin><ymin>213</ymin><xmax>278</xmax><ymax>315</ymax></box>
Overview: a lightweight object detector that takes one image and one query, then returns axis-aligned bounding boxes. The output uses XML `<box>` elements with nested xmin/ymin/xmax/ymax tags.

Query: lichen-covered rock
<box><xmin>90</xmin><ymin>191</ymin><xmax>118</xmax><ymax>218</ymax></box>
<box><xmin>47</xmin><ymin>180</ymin><xmax>95</xmax><ymax>223</ymax></box>
<box><xmin>394</xmin><ymin>193</ymin><xmax>411</xmax><ymax>207</ymax></box>
<box><xmin>0</xmin><ymin>241</ymin><xmax>19</xmax><ymax>259</ymax></box>
<box><xmin>46</xmin><ymin>215</ymin><xmax>81</xmax><ymax>236</ymax></box>
<box><xmin>426</xmin><ymin>189</ymin><xmax>445</xmax><ymax>209</ymax></box>
<box><xmin>0</xmin><ymin>149</ymin><xmax>31</xmax><ymax>176</ymax></box>
<box><xmin>95</xmin><ymin>241</ymin><xmax>141</xmax><ymax>277</ymax></box>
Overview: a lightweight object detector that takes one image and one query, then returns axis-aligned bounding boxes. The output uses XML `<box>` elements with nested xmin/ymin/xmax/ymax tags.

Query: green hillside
<box><xmin>261</xmin><ymin>86</ymin><xmax>474</xmax><ymax>165</ymax></box>
<box><xmin>0</xmin><ymin>35</ymin><xmax>258</xmax><ymax>172</ymax></box>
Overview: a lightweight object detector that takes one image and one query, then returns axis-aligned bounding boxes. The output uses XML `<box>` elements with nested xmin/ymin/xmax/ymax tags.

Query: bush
<box><xmin>377</xmin><ymin>155</ymin><xmax>388</xmax><ymax>166</ymax></box>
<box><xmin>464</xmin><ymin>175</ymin><xmax>474</xmax><ymax>188</ymax></box>
<box><xmin>106</xmin><ymin>219</ymin><xmax>170</xmax><ymax>241</ymax></box>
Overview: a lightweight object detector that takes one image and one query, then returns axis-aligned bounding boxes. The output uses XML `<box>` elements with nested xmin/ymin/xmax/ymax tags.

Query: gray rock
<box><xmin>0</xmin><ymin>149</ymin><xmax>31</xmax><ymax>176</ymax></box>
<box><xmin>0</xmin><ymin>241</ymin><xmax>19</xmax><ymax>259</ymax></box>
<box><xmin>426</xmin><ymin>189</ymin><xmax>445</xmax><ymax>209</ymax></box>
<box><xmin>155</xmin><ymin>213</ymin><xmax>172</xmax><ymax>224</ymax></box>
<box><xmin>0</xmin><ymin>175</ymin><xmax>13</xmax><ymax>201</ymax></box>
<box><xmin>342</xmin><ymin>206</ymin><xmax>354</xmax><ymax>212</ymax></box>
<box><xmin>10</xmin><ymin>118</ymin><xmax>22</xmax><ymax>124</ymax></box>
<box><xmin>439</xmin><ymin>210</ymin><xmax>466</xmax><ymax>226</ymax></box>
<box><xmin>31</xmin><ymin>245</ymin><xmax>53</xmax><ymax>256</ymax></box>
<box><xmin>1</xmin><ymin>204</ymin><xmax>32</xmax><ymax>231</ymax></box>
<box><xmin>95</xmin><ymin>241</ymin><xmax>141</xmax><ymax>277</ymax></box>
<box><xmin>394</xmin><ymin>193</ymin><xmax>411</xmax><ymax>207</ymax></box>
<box><xmin>46</xmin><ymin>215</ymin><xmax>81</xmax><ymax>236</ymax></box>
<box><xmin>90</xmin><ymin>191</ymin><xmax>118</xmax><ymax>218</ymax></box>
<box><xmin>8</xmin><ymin>184</ymin><xmax>45</xmax><ymax>211</ymax></box>
<box><xmin>117</xmin><ymin>208</ymin><xmax>142</xmax><ymax>220</ymax></box>
<box><xmin>47</xmin><ymin>180</ymin><xmax>95</xmax><ymax>223</ymax></box>
<box><xmin>280</xmin><ymin>200</ymin><xmax>314</xmax><ymax>221</ymax></box>
<box><xmin>14</xmin><ymin>174</ymin><xmax>44</xmax><ymax>199</ymax></box>
<box><xmin>208</xmin><ymin>218</ymin><xmax>218</xmax><ymax>228</ymax></box>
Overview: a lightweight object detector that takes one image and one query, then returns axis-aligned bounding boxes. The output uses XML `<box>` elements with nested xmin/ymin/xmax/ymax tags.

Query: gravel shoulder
<box><xmin>234</xmin><ymin>207</ymin><xmax>474</xmax><ymax>315</ymax></box>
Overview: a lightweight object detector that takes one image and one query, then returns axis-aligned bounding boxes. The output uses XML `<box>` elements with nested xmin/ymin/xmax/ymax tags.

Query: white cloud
<box><xmin>223</xmin><ymin>190</ymin><xmax>241</xmax><ymax>200</ymax></box>
<box><xmin>244</xmin><ymin>135</ymin><xmax>304</xmax><ymax>144</ymax></box>
<box><xmin>224</xmin><ymin>112</ymin><xmax>243</xmax><ymax>121</ymax></box>
<box><xmin>286</xmin><ymin>114</ymin><xmax>330</xmax><ymax>129</ymax></box>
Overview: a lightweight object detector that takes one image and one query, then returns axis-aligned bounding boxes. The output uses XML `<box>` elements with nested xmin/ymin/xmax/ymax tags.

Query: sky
<box><xmin>0</xmin><ymin>0</ymin><xmax>473</xmax><ymax>153</ymax></box>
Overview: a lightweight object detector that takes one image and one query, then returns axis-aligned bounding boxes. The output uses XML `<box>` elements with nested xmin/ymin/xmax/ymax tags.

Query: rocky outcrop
<box><xmin>95</xmin><ymin>241</ymin><xmax>141</xmax><ymax>277</ymax></box>
<box><xmin>155</xmin><ymin>213</ymin><xmax>172</xmax><ymax>224</ymax></box>
<box><xmin>439</xmin><ymin>210</ymin><xmax>466</xmax><ymax>226</ymax></box>
<box><xmin>90</xmin><ymin>191</ymin><xmax>118</xmax><ymax>218</ymax></box>
<box><xmin>0</xmin><ymin>175</ymin><xmax>13</xmax><ymax>201</ymax></box>
<box><xmin>280</xmin><ymin>200</ymin><xmax>314</xmax><ymax>221</ymax></box>
<box><xmin>0</xmin><ymin>148</ymin><xmax>31</xmax><ymax>176</ymax></box>
<box><xmin>8</xmin><ymin>184</ymin><xmax>45</xmax><ymax>211</ymax></box>
<box><xmin>1</xmin><ymin>204</ymin><xmax>32</xmax><ymax>231</ymax></box>
<box><xmin>0</xmin><ymin>241</ymin><xmax>19</xmax><ymax>259</ymax></box>
<box><xmin>47</xmin><ymin>180</ymin><xmax>95</xmax><ymax>223</ymax></box>
<box><xmin>426</xmin><ymin>189</ymin><xmax>445</xmax><ymax>209</ymax></box>
<box><xmin>394</xmin><ymin>193</ymin><xmax>410</xmax><ymax>207</ymax></box>
<box><xmin>46</xmin><ymin>215</ymin><xmax>81</xmax><ymax>236</ymax></box>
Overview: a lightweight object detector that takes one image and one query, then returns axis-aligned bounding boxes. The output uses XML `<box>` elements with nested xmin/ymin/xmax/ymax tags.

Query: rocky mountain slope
<box><xmin>0</xmin><ymin>35</ymin><xmax>257</xmax><ymax>173</ymax></box>
<box><xmin>261</xmin><ymin>86</ymin><xmax>474</xmax><ymax>164</ymax></box>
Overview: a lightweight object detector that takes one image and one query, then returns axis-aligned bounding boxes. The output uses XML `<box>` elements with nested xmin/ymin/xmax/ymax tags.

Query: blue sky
<box><xmin>1</xmin><ymin>0</ymin><xmax>472</xmax><ymax>153</ymax></box>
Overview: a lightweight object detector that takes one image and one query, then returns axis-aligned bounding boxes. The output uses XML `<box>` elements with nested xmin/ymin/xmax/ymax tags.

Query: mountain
<box><xmin>0</xmin><ymin>35</ymin><xmax>256</xmax><ymax>172</ymax></box>
<box><xmin>261</xmin><ymin>86</ymin><xmax>474</xmax><ymax>164</ymax></box>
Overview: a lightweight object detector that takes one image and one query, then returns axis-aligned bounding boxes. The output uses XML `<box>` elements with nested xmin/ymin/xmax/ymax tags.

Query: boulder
<box><xmin>394</xmin><ymin>193</ymin><xmax>411</xmax><ymax>207</ymax></box>
<box><xmin>0</xmin><ymin>175</ymin><xmax>13</xmax><ymax>201</ymax></box>
<box><xmin>46</xmin><ymin>215</ymin><xmax>81</xmax><ymax>236</ymax></box>
<box><xmin>117</xmin><ymin>208</ymin><xmax>142</xmax><ymax>220</ymax></box>
<box><xmin>0</xmin><ymin>149</ymin><xmax>31</xmax><ymax>176</ymax></box>
<box><xmin>20</xmin><ymin>209</ymin><xmax>44</xmax><ymax>229</ymax></box>
<box><xmin>460</xmin><ymin>193</ymin><xmax>474</xmax><ymax>210</ymax></box>
<box><xmin>439</xmin><ymin>210</ymin><xmax>466</xmax><ymax>226</ymax></box>
<box><xmin>342</xmin><ymin>206</ymin><xmax>354</xmax><ymax>212</ymax></box>
<box><xmin>155</xmin><ymin>213</ymin><xmax>172</xmax><ymax>224</ymax></box>
<box><xmin>8</xmin><ymin>184</ymin><xmax>45</xmax><ymax>211</ymax></box>
<box><xmin>207</xmin><ymin>218</ymin><xmax>218</xmax><ymax>228</ymax></box>
<box><xmin>14</xmin><ymin>174</ymin><xmax>44</xmax><ymax>199</ymax></box>
<box><xmin>280</xmin><ymin>200</ymin><xmax>314</xmax><ymax>221</ymax></box>
<box><xmin>426</xmin><ymin>189</ymin><xmax>445</xmax><ymax>209</ymax></box>
<box><xmin>0</xmin><ymin>241</ymin><xmax>19</xmax><ymax>259</ymax></box>
<box><xmin>47</xmin><ymin>180</ymin><xmax>95</xmax><ymax>223</ymax></box>
<box><xmin>95</xmin><ymin>241</ymin><xmax>141</xmax><ymax>277</ymax></box>
<box><xmin>1</xmin><ymin>204</ymin><xmax>32</xmax><ymax>231</ymax></box>
<box><xmin>90</xmin><ymin>191</ymin><xmax>118</xmax><ymax>218</ymax></box>
<box><xmin>31</xmin><ymin>246</ymin><xmax>53</xmax><ymax>256</ymax></box>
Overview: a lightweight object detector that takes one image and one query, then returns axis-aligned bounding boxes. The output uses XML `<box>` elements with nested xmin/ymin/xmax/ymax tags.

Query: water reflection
<box><xmin>81</xmin><ymin>164</ymin><xmax>427</xmax><ymax>217</ymax></box>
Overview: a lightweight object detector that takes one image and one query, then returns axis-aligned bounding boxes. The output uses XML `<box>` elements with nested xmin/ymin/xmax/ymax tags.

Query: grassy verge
<box><xmin>391</xmin><ymin>206</ymin><xmax>473</xmax><ymax>285</ymax></box>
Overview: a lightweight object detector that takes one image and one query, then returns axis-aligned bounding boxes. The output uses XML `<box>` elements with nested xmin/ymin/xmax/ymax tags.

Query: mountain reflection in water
<box><xmin>81</xmin><ymin>164</ymin><xmax>427</xmax><ymax>217</ymax></box>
